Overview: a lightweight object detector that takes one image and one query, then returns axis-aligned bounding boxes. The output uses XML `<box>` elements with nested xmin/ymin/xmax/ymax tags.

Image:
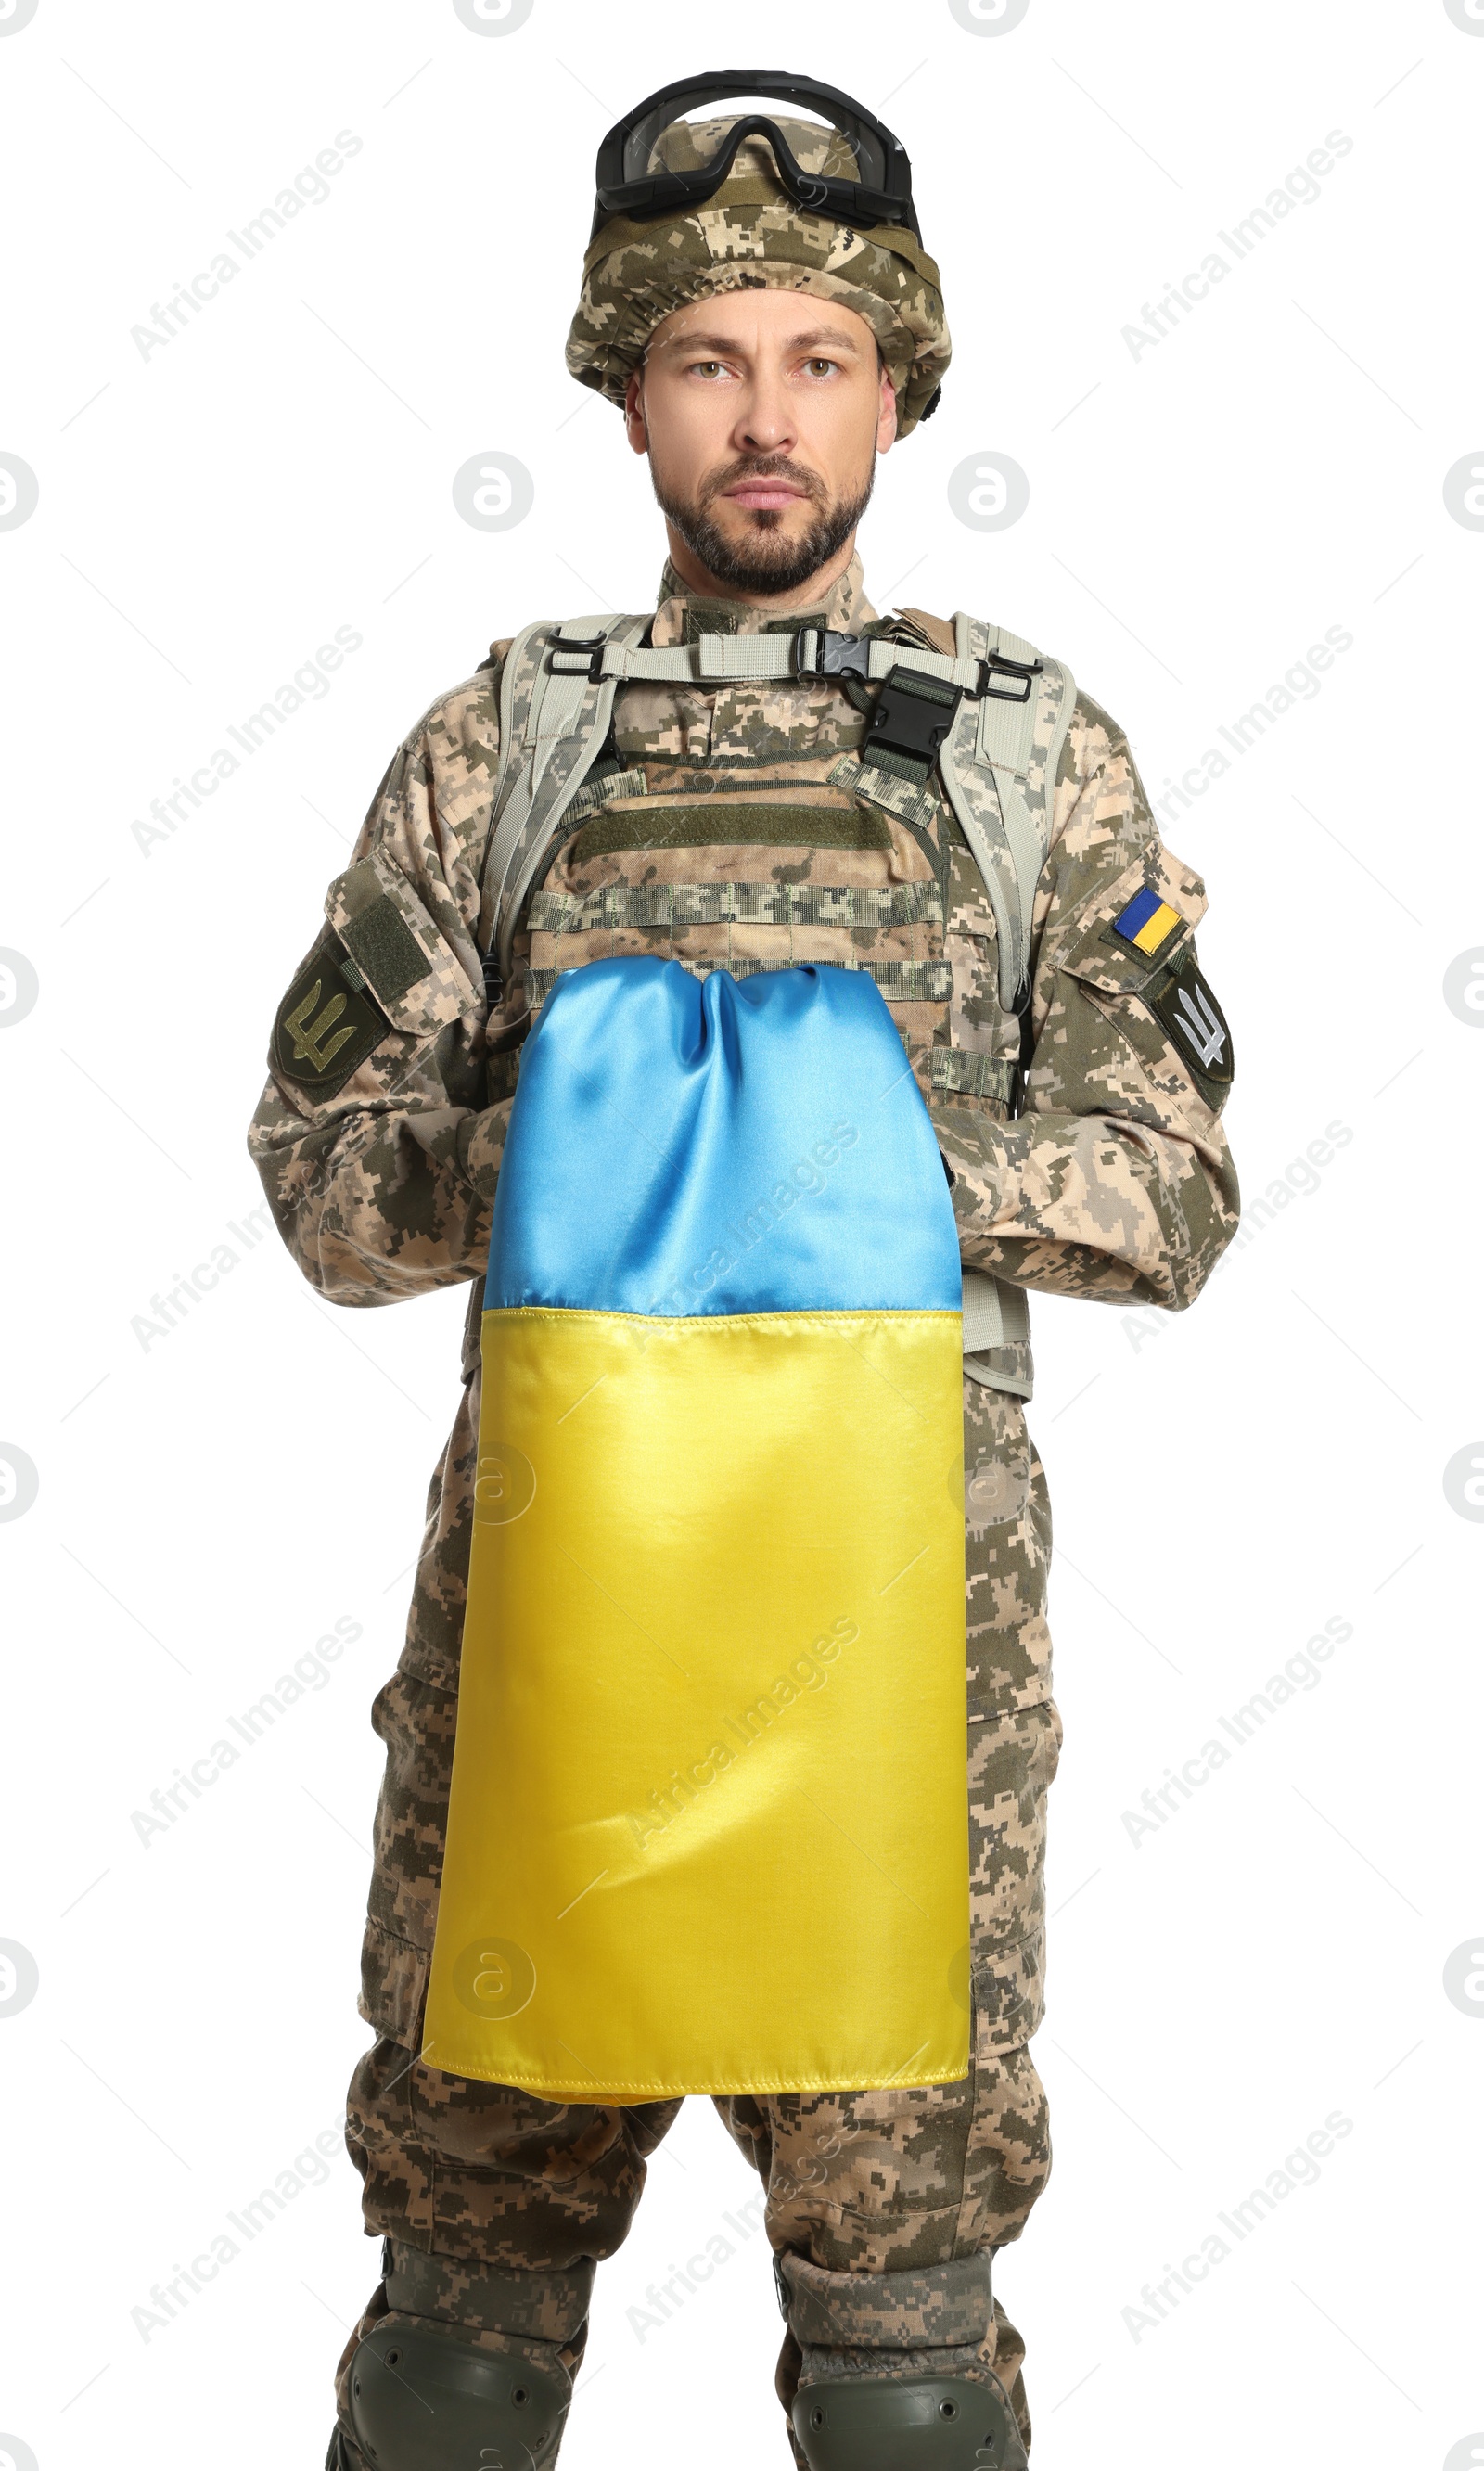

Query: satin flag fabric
<box><xmin>424</xmin><ymin>958</ymin><xmax>969</xmax><ymax>2097</ymax></box>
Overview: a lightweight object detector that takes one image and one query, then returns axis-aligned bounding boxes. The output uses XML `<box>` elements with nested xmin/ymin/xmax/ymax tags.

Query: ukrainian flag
<box><xmin>424</xmin><ymin>958</ymin><xmax>969</xmax><ymax>2098</ymax></box>
<box><xmin>1111</xmin><ymin>882</ymin><xmax>1182</xmax><ymax>955</ymax></box>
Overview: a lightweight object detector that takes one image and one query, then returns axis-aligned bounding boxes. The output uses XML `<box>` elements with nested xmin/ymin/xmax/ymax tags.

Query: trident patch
<box><xmin>284</xmin><ymin>980</ymin><xmax>354</xmax><ymax>1075</ymax></box>
<box><xmin>1149</xmin><ymin>952</ymin><xmax>1234</xmax><ymax>1105</ymax></box>
<box><xmin>273</xmin><ymin>931</ymin><xmax>390</xmax><ymax>1094</ymax></box>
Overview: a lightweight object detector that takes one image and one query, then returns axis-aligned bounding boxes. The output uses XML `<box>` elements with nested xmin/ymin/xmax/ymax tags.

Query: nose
<box><xmin>734</xmin><ymin>359</ymin><xmax>797</xmax><ymax>458</ymax></box>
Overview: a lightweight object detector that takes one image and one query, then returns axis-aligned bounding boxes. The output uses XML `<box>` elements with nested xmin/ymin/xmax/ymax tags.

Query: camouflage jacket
<box><xmin>249</xmin><ymin>556</ymin><xmax>1239</xmax><ymax>1366</ymax></box>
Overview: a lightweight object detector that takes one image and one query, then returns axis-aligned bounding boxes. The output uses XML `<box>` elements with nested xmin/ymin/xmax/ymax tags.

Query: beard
<box><xmin>649</xmin><ymin>449</ymin><xmax>876</xmax><ymax>597</ymax></box>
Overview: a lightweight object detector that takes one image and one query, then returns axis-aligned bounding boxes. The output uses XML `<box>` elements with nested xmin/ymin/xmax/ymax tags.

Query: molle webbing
<box><xmin>527</xmin><ymin>879</ymin><xmax>942</xmax><ymax>935</ymax></box>
<box><xmin>928</xmin><ymin>1049</ymin><xmax>1017</xmax><ymax>1104</ymax></box>
<box><xmin>565</xmin><ymin>801</ymin><xmax>893</xmax><ymax>857</ymax></box>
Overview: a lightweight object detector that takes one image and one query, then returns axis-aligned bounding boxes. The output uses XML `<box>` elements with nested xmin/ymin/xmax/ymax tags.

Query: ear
<box><xmin>876</xmin><ymin>365</ymin><xmax>899</xmax><ymax>455</ymax></box>
<box><xmin>624</xmin><ymin>369</ymin><xmax>649</xmax><ymax>456</ymax></box>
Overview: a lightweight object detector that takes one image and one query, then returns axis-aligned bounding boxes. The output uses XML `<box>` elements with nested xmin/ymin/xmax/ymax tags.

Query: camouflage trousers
<box><xmin>336</xmin><ymin>1368</ymin><xmax>1058</xmax><ymax>2464</ymax></box>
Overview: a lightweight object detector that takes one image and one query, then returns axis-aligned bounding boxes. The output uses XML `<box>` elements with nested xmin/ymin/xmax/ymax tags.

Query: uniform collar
<box><xmin>650</xmin><ymin>550</ymin><xmax>878</xmax><ymax>647</ymax></box>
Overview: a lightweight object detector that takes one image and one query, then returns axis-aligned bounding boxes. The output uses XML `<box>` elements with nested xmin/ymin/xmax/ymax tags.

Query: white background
<box><xmin>1</xmin><ymin>2</ymin><xmax>1480</xmax><ymax>2465</ymax></box>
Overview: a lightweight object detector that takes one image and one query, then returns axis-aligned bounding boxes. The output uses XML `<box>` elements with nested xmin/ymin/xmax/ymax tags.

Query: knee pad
<box><xmin>348</xmin><ymin>2321</ymin><xmax>570</xmax><ymax>2471</ymax></box>
<box><xmin>792</xmin><ymin>2375</ymin><xmax>1029</xmax><ymax>2471</ymax></box>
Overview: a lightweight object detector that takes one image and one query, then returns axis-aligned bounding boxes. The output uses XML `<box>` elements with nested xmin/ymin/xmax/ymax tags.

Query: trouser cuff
<box><xmin>384</xmin><ymin>2238</ymin><xmax>596</xmax><ymax>2345</ymax></box>
<box><xmin>777</xmin><ymin>2252</ymin><xmax>994</xmax><ymax>2353</ymax></box>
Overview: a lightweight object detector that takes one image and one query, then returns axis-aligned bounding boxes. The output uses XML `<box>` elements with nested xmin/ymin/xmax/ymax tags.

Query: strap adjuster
<box><xmin>793</xmin><ymin>626</ymin><xmax>872</xmax><ymax>683</ymax></box>
<box><xmin>548</xmin><ymin>633</ymin><xmax>608</xmax><ymax>682</ymax></box>
<box><xmin>975</xmin><ymin>648</ymin><xmax>1043</xmax><ymax>705</ymax></box>
<box><xmin>862</xmin><ymin>665</ymin><xmax>963</xmax><ymax>769</ymax></box>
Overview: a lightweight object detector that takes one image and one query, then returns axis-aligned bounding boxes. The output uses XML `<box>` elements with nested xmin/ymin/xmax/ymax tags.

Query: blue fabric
<box><xmin>487</xmin><ymin>959</ymin><xmax>962</xmax><ymax>1316</ymax></box>
<box><xmin>1112</xmin><ymin>884</ymin><xmax>1161</xmax><ymax>942</ymax></box>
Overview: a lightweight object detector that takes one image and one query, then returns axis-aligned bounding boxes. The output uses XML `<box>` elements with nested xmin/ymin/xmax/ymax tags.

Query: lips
<box><xmin>723</xmin><ymin>481</ymin><xmax>808</xmax><ymax>510</ymax></box>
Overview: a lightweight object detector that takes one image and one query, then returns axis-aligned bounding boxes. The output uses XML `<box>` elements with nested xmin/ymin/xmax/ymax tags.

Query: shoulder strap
<box><xmin>937</xmin><ymin>615</ymin><xmax>1076</xmax><ymax>1010</ymax></box>
<box><xmin>480</xmin><ymin>613</ymin><xmax>648</xmax><ymax>994</ymax></box>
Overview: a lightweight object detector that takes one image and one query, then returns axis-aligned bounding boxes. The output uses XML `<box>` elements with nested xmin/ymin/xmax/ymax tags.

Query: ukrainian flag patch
<box><xmin>1111</xmin><ymin>884</ymin><xmax>1183</xmax><ymax>956</ymax></box>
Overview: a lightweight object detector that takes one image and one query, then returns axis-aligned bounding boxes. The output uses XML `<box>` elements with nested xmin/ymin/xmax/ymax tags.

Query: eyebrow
<box><xmin>654</xmin><ymin>325</ymin><xmax>867</xmax><ymax>359</ymax></box>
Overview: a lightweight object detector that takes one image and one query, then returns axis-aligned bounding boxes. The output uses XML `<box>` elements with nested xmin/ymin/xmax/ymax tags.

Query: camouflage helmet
<box><xmin>567</xmin><ymin>77</ymin><xmax>950</xmax><ymax>438</ymax></box>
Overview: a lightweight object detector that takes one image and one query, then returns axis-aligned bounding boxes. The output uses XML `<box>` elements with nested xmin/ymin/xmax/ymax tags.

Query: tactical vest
<box><xmin>475</xmin><ymin>608</ymin><xmax>1077</xmax><ymax>1403</ymax></box>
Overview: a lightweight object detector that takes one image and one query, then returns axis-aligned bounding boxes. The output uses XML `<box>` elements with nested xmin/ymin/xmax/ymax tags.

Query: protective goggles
<box><xmin>591</xmin><ymin>71</ymin><xmax>921</xmax><ymax>243</ymax></box>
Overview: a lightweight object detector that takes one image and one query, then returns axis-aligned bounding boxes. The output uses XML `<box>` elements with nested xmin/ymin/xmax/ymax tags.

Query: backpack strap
<box><xmin>937</xmin><ymin>616</ymin><xmax>1076</xmax><ymax>1010</ymax></box>
<box><xmin>480</xmin><ymin>612</ymin><xmax>649</xmax><ymax>996</ymax></box>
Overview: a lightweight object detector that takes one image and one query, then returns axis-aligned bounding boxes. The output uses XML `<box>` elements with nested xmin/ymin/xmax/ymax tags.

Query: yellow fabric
<box><xmin>1133</xmin><ymin>900</ymin><xmax>1181</xmax><ymax>954</ymax></box>
<box><xmin>424</xmin><ymin>1306</ymin><xmax>969</xmax><ymax>2097</ymax></box>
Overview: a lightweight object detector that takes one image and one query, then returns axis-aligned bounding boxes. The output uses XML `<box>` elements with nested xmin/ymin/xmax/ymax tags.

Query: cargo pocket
<box><xmin>967</xmin><ymin>1702</ymin><xmax>1062</xmax><ymax>2049</ymax></box>
<box><xmin>359</xmin><ymin>1913</ymin><xmax>430</xmax><ymax>2050</ymax></box>
<box><xmin>960</xmin><ymin>1386</ymin><xmax>1053</xmax><ymax>1718</ymax></box>
<box><xmin>365</xmin><ymin>1664</ymin><xmax>457</xmax><ymax>1994</ymax></box>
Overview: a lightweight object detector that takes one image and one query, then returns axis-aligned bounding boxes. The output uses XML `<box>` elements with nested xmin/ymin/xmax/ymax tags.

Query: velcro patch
<box><xmin>1111</xmin><ymin>883</ymin><xmax>1183</xmax><ymax>956</ymax></box>
<box><xmin>272</xmin><ymin>931</ymin><xmax>390</xmax><ymax>1094</ymax></box>
<box><xmin>339</xmin><ymin>891</ymin><xmax>433</xmax><ymax>1005</ymax></box>
<box><xmin>1149</xmin><ymin>952</ymin><xmax>1234</xmax><ymax>1102</ymax></box>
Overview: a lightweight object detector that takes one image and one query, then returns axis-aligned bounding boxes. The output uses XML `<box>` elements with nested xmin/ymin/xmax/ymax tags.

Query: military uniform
<box><xmin>250</xmin><ymin>551</ymin><xmax>1238</xmax><ymax>2465</ymax></box>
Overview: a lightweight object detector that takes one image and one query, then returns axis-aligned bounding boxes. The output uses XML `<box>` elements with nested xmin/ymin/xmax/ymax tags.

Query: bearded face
<box><xmin>627</xmin><ymin>292</ymin><xmax>896</xmax><ymax>599</ymax></box>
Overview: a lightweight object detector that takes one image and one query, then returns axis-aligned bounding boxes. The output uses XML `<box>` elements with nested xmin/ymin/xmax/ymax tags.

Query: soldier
<box><xmin>249</xmin><ymin>74</ymin><xmax>1238</xmax><ymax>2471</ymax></box>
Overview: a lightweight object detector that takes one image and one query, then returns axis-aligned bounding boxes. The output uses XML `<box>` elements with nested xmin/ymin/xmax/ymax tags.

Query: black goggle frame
<box><xmin>592</xmin><ymin>70</ymin><xmax>920</xmax><ymax>243</ymax></box>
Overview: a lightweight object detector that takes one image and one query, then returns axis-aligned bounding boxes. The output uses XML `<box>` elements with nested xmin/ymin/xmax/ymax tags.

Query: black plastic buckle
<box><xmin>863</xmin><ymin>665</ymin><xmax>962</xmax><ymax>767</ymax></box>
<box><xmin>548</xmin><ymin>633</ymin><xmax>608</xmax><ymax>683</ymax></box>
<box><xmin>976</xmin><ymin>649</ymin><xmax>1043</xmax><ymax>705</ymax></box>
<box><xmin>793</xmin><ymin>626</ymin><xmax>872</xmax><ymax>683</ymax></box>
<box><xmin>773</xmin><ymin>2249</ymin><xmax>791</xmax><ymax>2320</ymax></box>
